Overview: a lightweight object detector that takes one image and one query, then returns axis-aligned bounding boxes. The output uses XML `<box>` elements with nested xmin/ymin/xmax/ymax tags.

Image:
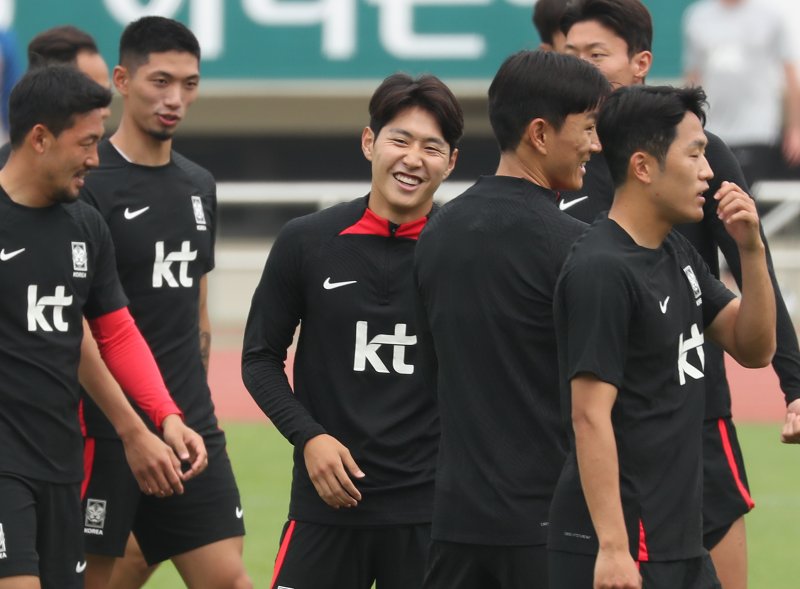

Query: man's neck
<box><xmin>495</xmin><ymin>151</ymin><xmax>551</xmax><ymax>189</ymax></box>
<box><xmin>0</xmin><ymin>155</ymin><xmax>52</xmax><ymax>208</ymax></box>
<box><xmin>608</xmin><ymin>187</ymin><xmax>671</xmax><ymax>249</ymax></box>
<box><xmin>110</xmin><ymin>118</ymin><xmax>172</xmax><ymax>166</ymax></box>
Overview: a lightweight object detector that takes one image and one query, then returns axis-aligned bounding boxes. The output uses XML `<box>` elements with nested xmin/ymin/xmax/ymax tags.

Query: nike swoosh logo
<box><xmin>235</xmin><ymin>507</ymin><xmax>244</xmax><ymax>519</ymax></box>
<box><xmin>0</xmin><ymin>247</ymin><xmax>25</xmax><ymax>261</ymax></box>
<box><xmin>76</xmin><ymin>561</ymin><xmax>87</xmax><ymax>573</ymax></box>
<box><xmin>559</xmin><ymin>196</ymin><xmax>589</xmax><ymax>211</ymax></box>
<box><xmin>323</xmin><ymin>277</ymin><xmax>357</xmax><ymax>290</ymax></box>
<box><xmin>659</xmin><ymin>296</ymin><xmax>670</xmax><ymax>314</ymax></box>
<box><xmin>124</xmin><ymin>206</ymin><xmax>150</xmax><ymax>220</ymax></box>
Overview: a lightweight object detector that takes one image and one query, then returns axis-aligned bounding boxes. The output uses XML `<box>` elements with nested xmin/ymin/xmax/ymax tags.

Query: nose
<box><xmin>403</xmin><ymin>145</ymin><xmax>423</xmax><ymax>168</ymax></box>
<box><xmin>163</xmin><ymin>84</ymin><xmax>182</xmax><ymax>109</ymax></box>
<box><xmin>699</xmin><ymin>154</ymin><xmax>714</xmax><ymax>180</ymax></box>
<box><xmin>589</xmin><ymin>127</ymin><xmax>602</xmax><ymax>153</ymax></box>
<box><xmin>86</xmin><ymin>145</ymin><xmax>100</xmax><ymax>169</ymax></box>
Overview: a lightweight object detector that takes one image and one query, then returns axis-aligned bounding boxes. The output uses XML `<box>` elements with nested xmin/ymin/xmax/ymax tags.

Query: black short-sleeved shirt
<box><xmin>559</xmin><ymin>132</ymin><xmax>800</xmax><ymax>417</ymax></box>
<box><xmin>80</xmin><ymin>139</ymin><xmax>218</xmax><ymax>437</ymax></box>
<box><xmin>549</xmin><ymin>216</ymin><xmax>735</xmax><ymax>561</ymax></box>
<box><xmin>242</xmin><ymin>196</ymin><xmax>438</xmax><ymax>526</ymax></box>
<box><xmin>0</xmin><ymin>190</ymin><xmax>127</xmax><ymax>482</ymax></box>
<box><xmin>414</xmin><ymin>175</ymin><xmax>588</xmax><ymax>546</ymax></box>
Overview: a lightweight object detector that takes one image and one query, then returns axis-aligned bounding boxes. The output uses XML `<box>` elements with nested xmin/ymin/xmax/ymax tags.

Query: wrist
<box><xmin>116</xmin><ymin>419</ymin><xmax>149</xmax><ymax>443</ymax></box>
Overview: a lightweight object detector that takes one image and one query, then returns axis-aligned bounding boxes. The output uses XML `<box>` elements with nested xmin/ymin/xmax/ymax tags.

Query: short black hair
<box><xmin>533</xmin><ymin>0</ymin><xmax>570</xmax><ymax>46</ymax></box>
<box><xmin>8</xmin><ymin>65</ymin><xmax>112</xmax><ymax>148</ymax></box>
<box><xmin>597</xmin><ymin>85</ymin><xmax>708</xmax><ymax>187</ymax></box>
<box><xmin>119</xmin><ymin>16</ymin><xmax>200</xmax><ymax>71</ymax></box>
<box><xmin>28</xmin><ymin>25</ymin><xmax>99</xmax><ymax>69</ymax></box>
<box><xmin>488</xmin><ymin>50</ymin><xmax>610</xmax><ymax>152</ymax></box>
<box><xmin>561</xmin><ymin>0</ymin><xmax>652</xmax><ymax>56</ymax></box>
<box><xmin>369</xmin><ymin>73</ymin><xmax>464</xmax><ymax>152</ymax></box>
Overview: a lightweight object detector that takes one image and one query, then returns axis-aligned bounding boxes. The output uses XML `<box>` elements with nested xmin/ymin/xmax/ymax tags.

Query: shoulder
<box><xmin>62</xmin><ymin>199</ymin><xmax>111</xmax><ymax>239</ymax></box>
<box><xmin>277</xmin><ymin>196</ymin><xmax>367</xmax><ymax>245</ymax></box>
<box><xmin>171</xmin><ymin>150</ymin><xmax>215</xmax><ymax>193</ymax></box>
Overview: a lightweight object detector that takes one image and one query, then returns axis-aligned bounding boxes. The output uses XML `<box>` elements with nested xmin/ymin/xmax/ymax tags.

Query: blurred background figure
<box><xmin>0</xmin><ymin>22</ymin><xmax>22</xmax><ymax>143</ymax></box>
<box><xmin>532</xmin><ymin>0</ymin><xmax>569</xmax><ymax>52</ymax></box>
<box><xmin>683</xmin><ymin>0</ymin><xmax>800</xmax><ymax>187</ymax></box>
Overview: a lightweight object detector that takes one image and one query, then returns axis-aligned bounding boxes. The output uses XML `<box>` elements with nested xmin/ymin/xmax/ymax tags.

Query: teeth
<box><xmin>394</xmin><ymin>173</ymin><xmax>421</xmax><ymax>186</ymax></box>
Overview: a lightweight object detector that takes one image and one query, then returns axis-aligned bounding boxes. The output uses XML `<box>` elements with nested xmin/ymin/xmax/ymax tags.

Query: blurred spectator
<box><xmin>0</xmin><ymin>26</ymin><xmax>22</xmax><ymax>143</ymax></box>
<box><xmin>532</xmin><ymin>0</ymin><xmax>570</xmax><ymax>51</ymax></box>
<box><xmin>683</xmin><ymin>0</ymin><xmax>800</xmax><ymax>187</ymax></box>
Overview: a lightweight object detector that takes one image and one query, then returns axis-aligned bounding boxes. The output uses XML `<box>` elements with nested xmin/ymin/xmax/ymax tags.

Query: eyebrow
<box><xmin>387</xmin><ymin>127</ymin><xmax>447</xmax><ymax>146</ymax></box>
<box><xmin>566</xmin><ymin>41</ymin><xmax>609</xmax><ymax>51</ymax></box>
<box><xmin>688</xmin><ymin>138</ymin><xmax>708</xmax><ymax>150</ymax></box>
<box><xmin>149</xmin><ymin>70</ymin><xmax>200</xmax><ymax>81</ymax></box>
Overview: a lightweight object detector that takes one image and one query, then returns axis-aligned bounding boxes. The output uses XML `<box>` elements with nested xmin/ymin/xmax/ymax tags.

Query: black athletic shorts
<box><xmin>548</xmin><ymin>550</ymin><xmax>721</xmax><ymax>588</ymax></box>
<box><xmin>702</xmin><ymin>417</ymin><xmax>754</xmax><ymax>550</ymax></box>
<box><xmin>0</xmin><ymin>473</ymin><xmax>85</xmax><ymax>588</ymax></box>
<box><xmin>82</xmin><ymin>431</ymin><xmax>245</xmax><ymax>565</ymax></box>
<box><xmin>423</xmin><ymin>540</ymin><xmax>548</xmax><ymax>589</ymax></box>
<box><xmin>270</xmin><ymin>521</ymin><xmax>430</xmax><ymax>589</ymax></box>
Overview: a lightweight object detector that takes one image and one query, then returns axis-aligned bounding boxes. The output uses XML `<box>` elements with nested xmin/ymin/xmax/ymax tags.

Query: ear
<box><xmin>29</xmin><ymin>124</ymin><xmax>50</xmax><ymax>155</ymax></box>
<box><xmin>630</xmin><ymin>151</ymin><xmax>654</xmax><ymax>184</ymax></box>
<box><xmin>525</xmin><ymin>118</ymin><xmax>549</xmax><ymax>155</ymax></box>
<box><xmin>361</xmin><ymin>126</ymin><xmax>375</xmax><ymax>161</ymax></box>
<box><xmin>631</xmin><ymin>50</ymin><xmax>653</xmax><ymax>83</ymax></box>
<box><xmin>443</xmin><ymin>147</ymin><xmax>459</xmax><ymax>179</ymax></box>
<box><xmin>112</xmin><ymin>65</ymin><xmax>130</xmax><ymax>96</ymax></box>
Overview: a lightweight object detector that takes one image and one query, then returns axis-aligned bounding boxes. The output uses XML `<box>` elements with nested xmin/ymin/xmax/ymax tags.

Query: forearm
<box><xmin>733</xmin><ymin>244</ymin><xmax>776</xmax><ymax>366</ymax></box>
<box><xmin>199</xmin><ymin>275</ymin><xmax>211</xmax><ymax>373</ymax></box>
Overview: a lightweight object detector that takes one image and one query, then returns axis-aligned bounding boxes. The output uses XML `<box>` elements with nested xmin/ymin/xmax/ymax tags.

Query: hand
<box><xmin>782</xmin><ymin>127</ymin><xmax>800</xmax><ymax>167</ymax></box>
<box><xmin>715</xmin><ymin>181</ymin><xmax>763</xmax><ymax>252</ymax></box>
<box><xmin>303</xmin><ymin>434</ymin><xmax>365</xmax><ymax>509</ymax></box>
<box><xmin>781</xmin><ymin>399</ymin><xmax>800</xmax><ymax>443</ymax></box>
<box><xmin>594</xmin><ymin>547</ymin><xmax>642</xmax><ymax>589</ymax></box>
<box><xmin>120</xmin><ymin>425</ymin><xmax>184</xmax><ymax>497</ymax></box>
<box><xmin>161</xmin><ymin>414</ymin><xmax>208</xmax><ymax>481</ymax></box>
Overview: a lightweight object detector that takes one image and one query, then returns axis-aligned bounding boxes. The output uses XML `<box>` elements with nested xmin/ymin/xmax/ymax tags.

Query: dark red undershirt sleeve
<box><xmin>88</xmin><ymin>307</ymin><xmax>183</xmax><ymax>429</ymax></box>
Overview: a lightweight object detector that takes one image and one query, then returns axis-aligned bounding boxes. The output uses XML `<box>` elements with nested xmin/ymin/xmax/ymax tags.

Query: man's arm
<box><xmin>199</xmin><ymin>275</ymin><xmax>211</xmax><ymax>374</ymax></box>
<box><xmin>782</xmin><ymin>59</ymin><xmax>800</xmax><ymax>166</ymax></box>
<box><xmin>572</xmin><ymin>374</ymin><xmax>641</xmax><ymax>589</ymax></box>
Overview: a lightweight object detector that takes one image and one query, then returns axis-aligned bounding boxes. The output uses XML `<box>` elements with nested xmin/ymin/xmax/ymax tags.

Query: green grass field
<box><xmin>142</xmin><ymin>421</ymin><xmax>799</xmax><ymax>588</ymax></box>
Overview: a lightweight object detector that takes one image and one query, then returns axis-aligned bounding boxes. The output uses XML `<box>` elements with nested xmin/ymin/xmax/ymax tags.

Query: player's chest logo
<box><xmin>353</xmin><ymin>321</ymin><xmax>416</xmax><ymax>375</ymax></box>
<box><xmin>152</xmin><ymin>240</ymin><xmax>197</xmax><ymax>288</ymax></box>
<box><xmin>27</xmin><ymin>284</ymin><xmax>73</xmax><ymax>332</ymax></box>
<box><xmin>191</xmin><ymin>196</ymin><xmax>207</xmax><ymax>231</ymax></box>
<box><xmin>72</xmin><ymin>242</ymin><xmax>87</xmax><ymax>278</ymax></box>
<box><xmin>682</xmin><ymin>265</ymin><xmax>702</xmax><ymax>306</ymax></box>
<box><xmin>678</xmin><ymin>322</ymin><xmax>705</xmax><ymax>385</ymax></box>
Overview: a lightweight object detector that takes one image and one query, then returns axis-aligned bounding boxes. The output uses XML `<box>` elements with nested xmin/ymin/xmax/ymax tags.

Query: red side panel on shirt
<box><xmin>718</xmin><ymin>418</ymin><xmax>756</xmax><ymax>509</ymax></box>
<box><xmin>81</xmin><ymin>437</ymin><xmax>96</xmax><ymax>501</ymax></box>
<box><xmin>339</xmin><ymin>207</ymin><xmax>428</xmax><ymax>240</ymax></box>
<box><xmin>637</xmin><ymin>519</ymin><xmax>649</xmax><ymax>563</ymax></box>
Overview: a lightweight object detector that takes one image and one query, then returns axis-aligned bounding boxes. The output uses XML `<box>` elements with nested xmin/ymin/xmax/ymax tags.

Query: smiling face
<box><xmin>362</xmin><ymin>106</ymin><xmax>458</xmax><ymax>223</ymax></box>
<box><xmin>649</xmin><ymin>112</ymin><xmax>713</xmax><ymax>224</ymax></box>
<box><xmin>541</xmin><ymin>110</ymin><xmax>601</xmax><ymax>190</ymax></box>
<box><xmin>115</xmin><ymin>50</ymin><xmax>199</xmax><ymax>142</ymax></box>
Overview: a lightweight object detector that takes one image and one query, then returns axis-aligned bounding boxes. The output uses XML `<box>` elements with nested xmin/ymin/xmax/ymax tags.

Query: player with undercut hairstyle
<box><xmin>533</xmin><ymin>0</ymin><xmax>570</xmax><ymax>52</ymax></box>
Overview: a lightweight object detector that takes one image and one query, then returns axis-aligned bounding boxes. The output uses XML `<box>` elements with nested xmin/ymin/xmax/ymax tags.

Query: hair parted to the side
<box><xmin>598</xmin><ymin>85</ymin><xmax>708</xmax><ymax>187</ymax></box>
<box><xmin>28</xmin><ymin>26</ymin><xmax>99</xmax><ymax>69</ymax></box>
<box><xmin>119</xmin><ymin>16</ymin><xmax>200</xmax><ymax>71</ymax></box>
<box><xmin>488</xmin><ymin>50</ymin><xmax>610</xmax><ymax>152</ymax></box>
<box><xmin>560</xmin><ymin>0</ymin><xmax>652</xmax><ymax>56</ymax></box>
<box><xmin>533</xmin><ymin>0</ymin><xmax>570</xmax><ymax>46</ymax></box>
<box><xmin>368</xmin><ymin>73</ymin><xmax>464</xmax><ymax>152</ymax></box>
<box><xmin>8</xmin><ymin>65</ymin><xmax>112</xmax><ymax>148</ymax></box>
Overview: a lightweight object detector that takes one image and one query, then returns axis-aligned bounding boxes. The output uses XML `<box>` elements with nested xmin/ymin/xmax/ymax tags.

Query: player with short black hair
<box><xmin>554</xmin><ymin>2</ymin><xmax>800</xmax><ymax>587</ymax></box>
<box><xmin>533</xmin><ymin>0</ymin><xmax>569</xmax><ymax>51</ymax></box>
<box><xmin>414</xmin><ymin>50</ymin><xmax>610</xmax><ymax>589</ymax></box>
<box><xmin>548</xmin><ymin>84</ymin><xmax>775</xmax><ymax>589</ymax></box>
<box><xmin>0</xmin><ymin>64</ymin><xmax>202</xmax><ymax>589</ymax></box>
<box><xmin>243</xmin><ymin>72</ymin><xmax>462</xmax><ymax>589</ymax></box>
<box><xmin>27</xmin><ymin>25</ymin><xmax>107</xmax><ymax>87</ymax></box>
<box><xmin>78</xmin><ymin>16</ymin><xmax>251</xmax><ymax>589</ymax></box>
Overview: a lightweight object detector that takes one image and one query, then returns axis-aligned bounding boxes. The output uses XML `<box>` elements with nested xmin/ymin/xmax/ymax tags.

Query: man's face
<box><xmin>362</xmin><ymin>106</ymin><xmax>457</xmax><ymax>223</ymax></box>
<box><xmin>542</xmin><ymin>110</ymin><xmax>601</xmax><ymax>191</ymax></box>
<box><xmin>649</xmin><ymin>112</ymin><xmax>713</xmax><ymax>224</ymax></box>
<box><xmin>564</xmin><ymin>20</ymin><xmax>649</xmax><ymax>88</ymax></box>
<box><xmin>116</xmin><ymin>50</ymin><xmax>199</xmax><ymax>141</ymax></box>
<box><xmin>76</xmin><ymin>50</ymin><xmax>110</xmax><ymax>88</ymax></box>
<box><xmin>42</xmin><ymin>108</ymin><xmax>106</xmax><ymax>203</ymax></box>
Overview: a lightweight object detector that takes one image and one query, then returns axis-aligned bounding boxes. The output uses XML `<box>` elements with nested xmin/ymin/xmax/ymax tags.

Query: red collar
<box><xmin>339</xmin><ymin>207</ymin><xmax>428</xmax><ymax>240</ymax></box>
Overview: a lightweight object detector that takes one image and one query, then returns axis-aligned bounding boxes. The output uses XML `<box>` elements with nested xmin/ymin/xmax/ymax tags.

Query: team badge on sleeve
<box><xmin>682</xmin><ymin>265</ymin><xmax>702</xmax><ymax>306</ymax></box>
<box><xmin>0</xmin><ymin>522</ymin><xmax>7</xmax><ymax>558</ymax></box>
<box><xmin>191</xmin><ymin>196</ymin><xmax>207</xmax><ymax>231</ymax></box>
<box><xmin>72</xmin><ymin>241</ymin><xmax>87</xmax><ymax>278</ymax></box>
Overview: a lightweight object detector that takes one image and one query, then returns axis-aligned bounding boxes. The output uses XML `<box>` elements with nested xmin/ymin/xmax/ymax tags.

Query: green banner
<box><xmin>9</xmin><ymin>0</ymin><xmax>692</xmax><ymax>80</ymax></box>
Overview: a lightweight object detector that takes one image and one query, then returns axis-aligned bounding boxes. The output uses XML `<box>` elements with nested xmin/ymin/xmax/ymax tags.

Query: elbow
<box><xmin>737</xmin><ymin>339</ymin><xmax>776</xmax><ymax>369</ymax></box>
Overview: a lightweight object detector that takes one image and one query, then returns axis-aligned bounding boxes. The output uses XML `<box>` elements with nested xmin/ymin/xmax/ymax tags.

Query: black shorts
<box><xmin>0</xmin><ymin>474</ymin><xmax>84</xmax><ymax>588</ymax></box>
<box><xmin>548</xmin><ymin>550</ymin><xmax>720</xmax><ymax>589</ymax></box>
<box><xmin>423</xmin><ymin>540</ymin><xmax>548</xmax><ymax>589</ymax></box>
<box><xmin>82</xmin><ymin>432</ymin><xmax>245</xmax><ymax>565</ymax></box>
<box><xmin>702</xmin><ymin>417</ymin><xmax>754</xmax><ymax>549</ymax></box>
<box><xmin>270</xmin><ymin>521</ymin><xmax>430</xmax><ymax>589</ymax></box>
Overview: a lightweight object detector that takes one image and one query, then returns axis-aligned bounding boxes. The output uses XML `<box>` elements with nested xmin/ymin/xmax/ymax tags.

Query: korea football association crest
<box><xmin>0</xmin><ymin>522</ymin><xmax>7</xmax><ymax>559</ymax></box>
<box><xmin>72</xmin><ymin>241</ymin><xmax>87</xmax><ymax>278</ymax></box>
<box><xmin>191</xmin><ymin>196</ymin><xmax>207</xmax><ymax>231</ymax></box>
<box><xmin>84</xmin><ymin>499</ymin><xmax>107</xmax><ymax>534</ymax></box>
<box><xmin>682</xmin><ymin>265</ymin><xmax>702</xmax><ymax>306</ymax></box>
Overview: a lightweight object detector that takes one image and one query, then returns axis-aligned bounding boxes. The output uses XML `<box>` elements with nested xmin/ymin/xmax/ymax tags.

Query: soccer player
<box><xmin>532</xmin><ymin>0</ymin><xmax>570</xmax><ymax>52</ymax></box>
<box><xmin>242</xmin><ymin>73</ymin><xmax>462</xmax><ymax>589</ymax></box>
<box><xmin>28</xmin><ymin>25</ymin><xmax>110</xmax><ymax>88</ymax></box>
<box><xmin>548</xmin><ymin>84</ymin><xmax>775</xmax><ymax>589</ymax></box>
<box><xmin>555</xmin><ymin>2</ymin><xmax>800</xmax><ymax>586</ymax></box>
<box><xmin>414</xmin><ymin>50</ymin><xmax>609</xmax><ymax>589</ymax></box>
<box><xmin>0</xmin><ymin>64</ymin><xmax>201</xmax><ymax>589</ymax></box>
<box><xmin>78</xmin><ymin>17</ymin><xmax>251</xmax><ymax>589</ymax></box>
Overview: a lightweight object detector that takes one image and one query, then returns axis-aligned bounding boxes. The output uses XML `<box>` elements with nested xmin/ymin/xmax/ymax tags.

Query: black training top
<box><xmin>80</xmin><ymin>139</ymin><xmax>219</xmax><ymax>437</ymax></box>
<box><xmin>549</xmin><ymin>216</ymin><xmax>735</xmax><ymax>561</ymax></box>
<box><xmin>0</xmin><ymin>189</ymin><xmax>127</xmax><ymax>482</ymax></box>
<box><xmin>242</xmin><ymin>196</ymin><xmax>438</xmax><ymax>526</ymax></box>
<box><xmin>559</xmin><ymin>131</ymin><xmax>800</xmax><ymax>417</ymax></box>
<box><xmin>414</xmin><ymin>175</ymin><xmax>588</xmax><ymax>546</ymax></box>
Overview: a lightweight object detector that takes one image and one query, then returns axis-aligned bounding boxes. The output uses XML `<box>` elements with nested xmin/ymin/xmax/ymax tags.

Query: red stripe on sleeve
<box><xmin>270</xmin><ymin>520</ymin><xmax>297</xmax><ymax>589</ymax></box>
<box><xmin>81</xmin><ymin>437</ymin><xmax>96</xmax><ymax>501</ymax></box>
<box><xmin>637</xmin><ymin>519</ymin><xmax>649</xmax><ymax>563</ymax></box>
<box><xmin>718</xmin><ymin>418</ymin><xmax>756</xmax><ymax>509</ymax></box>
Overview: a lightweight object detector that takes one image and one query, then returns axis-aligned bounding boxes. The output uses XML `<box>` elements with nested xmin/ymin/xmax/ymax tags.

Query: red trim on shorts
<box><xmin>637</xmin><ymin>519</ymin><xmax>649</xmax><ymax>563</ymax></box>
<box><xmin>81</xmin><ymin>437</ymin><xmax>96</xmax><ymax>500</ymax></box>
<box><xmin>270</xmin><ymin>519</ymin><xmax>297</xmax><ymax>589</ymax></box>
<box><xmin>717</xmin><ymin>418</ymin><xmax>756</xmax><ymax>509</ymax></box>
